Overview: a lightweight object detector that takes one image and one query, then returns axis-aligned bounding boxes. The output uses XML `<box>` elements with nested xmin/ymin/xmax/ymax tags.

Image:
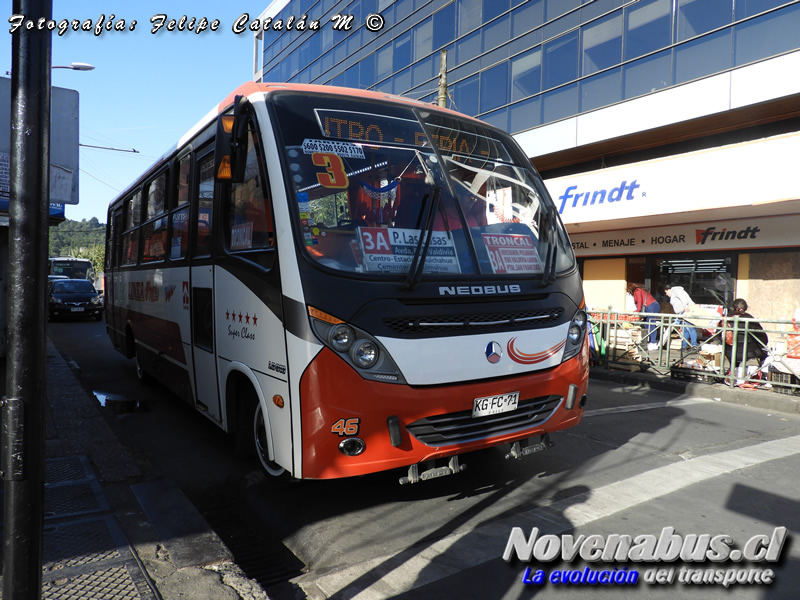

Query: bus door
<box><xmin>189</xmin><ymin>151</ymin><xmax>223</xmax><ymax>423</ymax></box>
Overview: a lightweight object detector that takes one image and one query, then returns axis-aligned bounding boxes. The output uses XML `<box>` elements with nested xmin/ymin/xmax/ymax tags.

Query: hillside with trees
<box><xmin>49</xmin><ymin>217</ymin><xmax>106</xmax><ymax>275</ymax></box>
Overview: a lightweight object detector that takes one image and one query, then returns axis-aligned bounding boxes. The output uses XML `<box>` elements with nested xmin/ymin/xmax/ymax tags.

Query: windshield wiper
<box><xmin>404</xmin><ymin>185</ymin><xmax>442</xmax><ymax>290</ymax></box>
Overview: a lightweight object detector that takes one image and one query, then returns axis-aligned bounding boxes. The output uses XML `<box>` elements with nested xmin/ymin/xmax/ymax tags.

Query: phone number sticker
<box><xmin>302</xmin><ymin>138</ymin><xmax>365</xmax><ymax>159</ymax></box>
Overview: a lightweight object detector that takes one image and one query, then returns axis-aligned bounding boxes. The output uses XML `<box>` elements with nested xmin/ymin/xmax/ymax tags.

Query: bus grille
<box><xmin>384</xmin><ymin>308</ymin><xmax>563</xmax><ymax>335</ymax></box>
<box><xmin>406</xmin><ymin>395</ymin><xmax>561</xmax><ymax>446</ymax></box>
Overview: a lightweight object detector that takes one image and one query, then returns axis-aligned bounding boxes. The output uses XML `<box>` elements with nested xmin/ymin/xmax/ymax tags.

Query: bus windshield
<box><xmin>272</xmin><ymin>94</ymin><xmax>574</xmax><ymax>279</ymax></box>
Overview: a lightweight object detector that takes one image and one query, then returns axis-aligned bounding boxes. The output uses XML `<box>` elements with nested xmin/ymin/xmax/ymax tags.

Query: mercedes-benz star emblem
<box><xmin>485</xmin><ymin>341</ymin><xmax>502</xmax><ymax>364</ymax></box>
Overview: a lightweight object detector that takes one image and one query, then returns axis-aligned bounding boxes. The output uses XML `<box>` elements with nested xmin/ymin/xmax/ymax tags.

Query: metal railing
<box><xmin>588</xmin><ymin>309</ymin><xmax>800</xmax><ymax>395</ymax></box>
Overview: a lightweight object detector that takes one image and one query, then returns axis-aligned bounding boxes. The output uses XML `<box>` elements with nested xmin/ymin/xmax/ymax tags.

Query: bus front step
<box><xmin>399</xmin><ymin>456</ymin><xmax>466</xmax><ymax>485</ymax></box>
<box><xmin>505</xmin><ymin>433</ymin><xmax>553</xmax><ymax>460</ymax></box>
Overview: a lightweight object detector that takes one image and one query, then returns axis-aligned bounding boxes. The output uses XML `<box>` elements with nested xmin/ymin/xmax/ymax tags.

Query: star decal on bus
<box><xmin>225</xmin><ymin>309</ymin><xmax>257</xmax><ymax>326</ymax></box>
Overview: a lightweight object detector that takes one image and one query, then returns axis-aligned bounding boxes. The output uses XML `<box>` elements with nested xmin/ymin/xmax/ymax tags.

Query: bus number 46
<box><xmin>331</xmin><ymin>418</ymin><xmax>360</xmax><ymax>436</ymax></box>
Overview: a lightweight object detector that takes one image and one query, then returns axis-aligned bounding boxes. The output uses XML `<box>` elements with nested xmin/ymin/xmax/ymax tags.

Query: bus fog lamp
<box><xmin>329</xmin><ymin>324</ymin><xmax>355</xmax><ymax>352</ymax></box>
<box><xmin>338</xmin><ymin>437</ymin><xmax>366</xmax><ymax>456</ymax></box>
<box><xmin>351</xmin><ymin>339</ymin><xmax>379</xmax><ymax>368</ymax></box>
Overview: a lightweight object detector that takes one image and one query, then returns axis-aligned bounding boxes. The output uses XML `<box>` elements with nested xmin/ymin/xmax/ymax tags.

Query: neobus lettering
<box><xmin>439</xmin><ymin>284</ymin><xmax>522</xmax><ymax>296</ymax></box>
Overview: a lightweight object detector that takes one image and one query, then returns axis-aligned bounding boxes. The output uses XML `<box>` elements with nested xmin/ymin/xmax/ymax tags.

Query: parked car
<box><xmin>47</xmin><ymin>279</ymin><xmax>104</xmax><ymax>321</ymax></box>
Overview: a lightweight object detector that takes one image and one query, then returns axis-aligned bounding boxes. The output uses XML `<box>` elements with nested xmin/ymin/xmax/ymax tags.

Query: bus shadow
<box><xmin>249</xmin><ymin>402</ymin><xmax>689</xmax><ymax>598</ymax></box>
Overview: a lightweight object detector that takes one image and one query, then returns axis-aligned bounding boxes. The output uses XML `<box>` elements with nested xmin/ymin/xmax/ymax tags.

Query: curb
<box><xmin>590</xmin><ymin>367</ymin><xmax>800</xmax><ymax>415</ymax></box>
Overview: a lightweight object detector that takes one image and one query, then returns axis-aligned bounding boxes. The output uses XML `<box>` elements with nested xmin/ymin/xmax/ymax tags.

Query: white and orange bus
<box><xmin>104</xmin><ymin>82</ymin><xmax>589</xmax><ymax>483</ymax></box>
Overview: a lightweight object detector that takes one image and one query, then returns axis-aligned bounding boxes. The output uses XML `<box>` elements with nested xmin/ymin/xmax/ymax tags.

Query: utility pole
<box><xmin>437</xmin><ymin>49</ymin><xmax>447</xmax><ymax>108</ymax></box>
<box><xmin>3</xmin><ymin>1</ymin><xmax>52</xmax><ymax>598</ymax></box>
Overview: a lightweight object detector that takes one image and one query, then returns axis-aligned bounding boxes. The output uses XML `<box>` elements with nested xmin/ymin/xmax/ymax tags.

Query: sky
<box><xmin>3</xmin><ymin>1</ymin><xmax>267</xmax><ymax>223</ymax></box>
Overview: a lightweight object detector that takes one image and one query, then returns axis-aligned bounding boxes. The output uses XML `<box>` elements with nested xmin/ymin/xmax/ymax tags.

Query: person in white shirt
<box><xmin>664</xmin><ymin>283</ymin><xmax>697</xmax><ymax>348</ymax></box>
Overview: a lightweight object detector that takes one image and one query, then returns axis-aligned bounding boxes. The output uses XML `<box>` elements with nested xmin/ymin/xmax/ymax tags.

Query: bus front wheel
<box><xmin>134</xmin><ymin>345</ymin><xmax>153</xmax><ymax>385</ymax></box>
<box><xmin>238</xmin><ymin>391</ymin><xmax>286</xmax><ymax>478</ymax></box>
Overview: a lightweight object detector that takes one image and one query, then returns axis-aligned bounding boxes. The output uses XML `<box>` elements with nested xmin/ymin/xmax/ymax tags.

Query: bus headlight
<box><xmin>562</xmin><ymin>310</ymin><xmax>587</xmax><ymax>362</ymax></box>
<box><xmin>329</xmin><ymin>324</ymin><xmax>355</xmax><ymax>352</ymax></box>
<box><xmin>307</xmin><ymin>306</ymin><xmax>406</xmax><ymax>384</ymax></box>
<box><xmin>351</xmin><ymin>339</ymin><xmax>379</xmax><ymax>369</ymax></box>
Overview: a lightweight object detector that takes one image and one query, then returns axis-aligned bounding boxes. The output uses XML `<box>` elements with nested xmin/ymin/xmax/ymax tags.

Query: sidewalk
<box><xmin>0</xmin><ymin>340</ymin><xmax>269</xmax><ymax>600</ymax></box>
<box><xmin>590</xmin><ymin>365</ymin><xmax>800</xmax><ymax>415</ymax></box>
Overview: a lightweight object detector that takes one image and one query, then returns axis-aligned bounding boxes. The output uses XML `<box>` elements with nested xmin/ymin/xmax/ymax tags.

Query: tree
<box><xmin>49</xmin><ymin>217</ymin><xmax>105</xmax><ymax>258</ymax></box>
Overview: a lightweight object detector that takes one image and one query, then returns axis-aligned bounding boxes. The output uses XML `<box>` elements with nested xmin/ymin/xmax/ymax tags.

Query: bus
<box><xmin>104</xmin><ymin>82</ymin><xmax>589</xmax><ymax>483</ymax></box>
<box><xmin>49</xmin><ymin>256</ymin><xmax>95</xmax><ymax>281</ymax></box>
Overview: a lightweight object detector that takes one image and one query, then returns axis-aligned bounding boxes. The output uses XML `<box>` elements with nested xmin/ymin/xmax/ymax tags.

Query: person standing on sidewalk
<box><xmin>664</xmin><ymin>283</ymin><xmax>698</xmax><ymax>348</ymax></box>
<box><xmin>626</xmin><ymin>282</ymin><xmax>661</xmax><ymax>351</ymax></box>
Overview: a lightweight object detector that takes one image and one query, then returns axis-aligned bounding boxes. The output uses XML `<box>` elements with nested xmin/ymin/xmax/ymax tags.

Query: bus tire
<box><xmin>238</xmin><ymin>390</ymin><xmax>287</xmax><ymax>478</ymax></box>
<box><xmin>134</xmin><ymin>345</ymin><xmax>153</xmax><ymax>386</ymax></box>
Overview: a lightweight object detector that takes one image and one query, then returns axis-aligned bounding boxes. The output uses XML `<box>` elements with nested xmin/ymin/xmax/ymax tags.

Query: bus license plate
<box><xmin>472</xmin><ymin>391</ymin><xmax>520</xmax><ymax>418</ymax></box>
<box><xmin>70</xmin><ymin>307</ymin><xmax>84</xmax><ymax>312</ymax></box>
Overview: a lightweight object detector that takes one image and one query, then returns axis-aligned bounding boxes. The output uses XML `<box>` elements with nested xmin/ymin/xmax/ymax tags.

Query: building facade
<box><xmin>252</xmin><ymin>0</ymin><xmax>800</xmax><ymax>324</ymax></box>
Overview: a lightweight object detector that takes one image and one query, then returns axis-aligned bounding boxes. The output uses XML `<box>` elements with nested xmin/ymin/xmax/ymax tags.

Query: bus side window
<box><xmin>169</xmin><ymin>155</ymin><xmax>191</xmax><ymax>261</ymax></box>
<box><xmin>170</xmin><ymin>206</ymin><xmax>190</xmax><ymax>260</ymax></box>
<box><xmin>122</xmin><ymin>192</ymin><xmax>142</xmax><ymax>266</ymax></box>
<box><xmin>226</xmin><ymin>124</ymin><xmax>275</xmax><ymax>253</ymax></box>
<box><xmin>146</xmin><ymin>171</ymin><xmax>167</xmax><ymax>220</ymax></box>
<box><xmin>194</xmin><ymin>153</ymin><xmax>215</xmax><ymax>258</ymax></box>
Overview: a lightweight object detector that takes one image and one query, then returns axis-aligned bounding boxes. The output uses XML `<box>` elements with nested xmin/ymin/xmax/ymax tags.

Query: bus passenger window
<box><xmin>176</xmin><ymin>155</ymin><xmax>191</xmax><ymax>207</ymax></box>
<box><xmin>146</xmin><ymin>172</ymin><xmax>167</xmax><ymax>220</ymax></box>
<box><xmin>126</xmin><ymin>191</ymin><xmax>141</xmax><ymax>229</ymax></box>
<box><xmin>195</xmin><ymin>154</ymin><xmax>215</xmax><ymax>257</ymax></box>
<box><xmin>226</xmin><ymin>127</ymin><xmax>274</xmax><ymax>251</ymax></box>
<box><xmin>170</xmin><ymin>206</ymin><xmax>190</xmax><ymax>260</ymax></box>
<box><xmin>142</xmin><ymin>216</ymin><xmax>168</xmax><ymax>262</ymax></box>
<box><xmin>122</xmin><ymin>230</ymin><xmax>140</xmax><ymax>266</ymax></box>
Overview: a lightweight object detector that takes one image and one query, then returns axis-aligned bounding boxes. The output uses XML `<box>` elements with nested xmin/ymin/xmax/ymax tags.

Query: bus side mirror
<box><xmin>215</xmin><ymin>95</ymin><xmax>248</xmax><ymax>183</ymax></box>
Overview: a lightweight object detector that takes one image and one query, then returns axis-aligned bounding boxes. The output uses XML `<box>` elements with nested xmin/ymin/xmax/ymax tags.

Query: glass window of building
<box><xmin>511</xmin><ymin>47</ymin><xmax>542</xmax><ymax>101</ymax></box>
<box><xmin>623</xmin><ymin>48</ymin><xmax>671</xmax><ymax>99</ymax></box>
<box><xmin>545</xmin><ymin>0</ymin><xmax>580</xmax><ymax>21</ymax></box>
<box><xmin>675</xmin><ymin>29</ymin><xmax>732</xmax><ymax>85</ymax></box>
<box><xmin>510</xmin><ymin>96</ymin><xmax>541</xmax><ymax>133</ymax></box>
<box><xmin>482</xmin><ymin>14</ymin><xmax>510</xmax><ymax>52</ymax></box>
<box><xmin>376</xmin><ymin>43</ymin><xmax>392</xmax><ymax>80</ymax></box>
<box><xmin>453</xmin><ymin>74</ymin><xmax>479</xmax><ymax>116</ymax></box>
<box><xmin>456</xmin><ymin>29</ymin><xmax>481</xmax><ymax>64</ymax></box>
<box><xmin>483</xmin><ymin>0</ymin><xmax>510</xmax><ymax>22</ymax></box>
<box><xmin>433</xmin><ymin>2</ymin><xmax>456</xmax><ymax>50</ymax></box>
<box><xmin>393</xmin><ymin>67</ymin><xmax>412</xmax><ymax>95</ymax></box>
<box><xmin>735</xmin><ymin>0</ymin><xmax>786</xmax><ymax>19</ymax></box>
<box><xmin>414</xmin><ymin>17</ymin><xmax>433</xmax><ymax>60</ymax></box>
<box><xmin>624</xmin><ymin>0</ymin><xmax>672</xmax><ymax>61</ymax></box>
<box><xmin>542</xmin><ymin>30</ymin><xmax>579</xmax><ymax>90</ymax></box>
<box><xmin>581</xmin><ymin>12</ymin><xmax>622</xmax><ymax>76</ymax></box>
<box><xmin>513</xmin><ymin>0</ymin><xmax>544</xmax><ymax>38</ymax></box>
<box><xmin>479</xmin><ymin>61</ymin><xmax>509</xmax><ymax>113</ymax></box>
<box><xmin>677</xmin><ymin>0</ymin><xmax>733</xmax><ymax>41</ymax></box>
<box><xmin>735</xmin><ymin>3</ymin><xmax>800</xmax><ymax>66</ymax></box>
<box><xmin>580</xmin><ymin>67</ymin><xmax>622</xmax><ymax>112</ymax></box>
<box><xmin>458</xmin><ymin>0</ymin><xmax>482</xmax><ymax>35</ymax></box>
<box><xmin>542</xmin><ymin>82</ymin><xmax>578</xmax><ymax>123</ymax></box>
<box><xmin>360</xmin><ymin>53</ymin><xmax>376</xmax><ymax>88</ymax></box>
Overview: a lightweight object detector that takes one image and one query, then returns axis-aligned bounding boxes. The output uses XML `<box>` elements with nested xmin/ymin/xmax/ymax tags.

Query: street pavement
<box><xmin>1</xmin><ymin>336</ymin><xmax>798</xmax><ymax>599</ymax></box>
